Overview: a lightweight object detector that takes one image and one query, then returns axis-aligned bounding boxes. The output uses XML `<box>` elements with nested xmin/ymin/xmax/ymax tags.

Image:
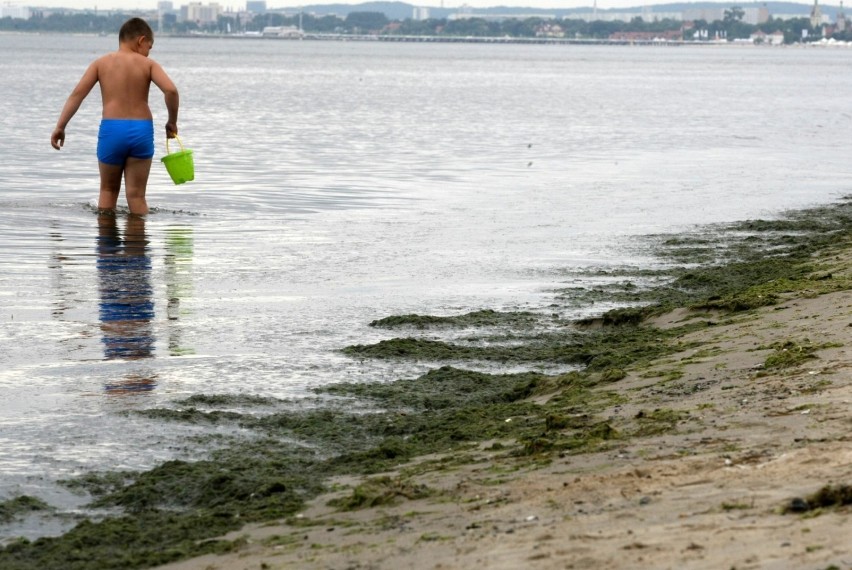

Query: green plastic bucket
<box><xmin>161</xmin><ymin>136</ymin><xmax>194</xmax><ymax>185</ymax></box>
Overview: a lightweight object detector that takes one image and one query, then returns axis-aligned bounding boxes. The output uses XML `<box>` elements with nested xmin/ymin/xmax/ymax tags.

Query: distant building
<box><xmin>183</xmin><ymin>2</ymin><xmax>222</xmax><ymax>25</ymax></box>
<box><xmin>837</xmin><ymin>1</ymin><xmax>847</xmax><ymax>31</ymax></box>
<box><xmin>0</xmin><ymin>4</ymin><xmax>31</xmax><ymax>19</ymax></box>
<box><xmin>749</xmin><ymin>30</ymin><xmax>785</xmax><ymax>44</ymax></box>
<box><xmin>262</xmin><ymin>25</ymin><xmax>302</xmax><ymax>38</ymax></box>
<box><xmin>536</xmin><ymin>22</ymin><xmax>565</xmax><ymax>37</ymax></box>
<box><xmin>157</xmin><ymin>2</ymin><xmax>175</xmax><ymax>33</ymax></box>
<box><xmin>811</xmin><ymin>0</ymin><xmax>823</xmax><ymax>28</ymax></box>
<box><xmin>570</xmin><ymin>11</ymin><xmax>681</xmax><ymax>23</ymax></box>
<box><xmin>246</xmin><ymin>1</ymin><xmax>267</xmax><ymax>14</ymax></box>
<box><xmin>745</xmin><ymin>6</ymin><xmax>770</xmax><ymax>25</ymax></box>
<box><xmin>413</xmin><ymin>6</ymin><xmax>430</xmax><ymax>21</ymax></box>
<box><xmin>450</xmin><ymin>12</ymin><xmax>557</xmax><ymax>22</ymax></box>
<box><xmin>682</xmin><ymin>6</ymin><xmax>767</xmax><ymax>25</ymax></box>
<box><xmin>610</xmin><ymin>29</ymin><xmax>683</xmax><ymax>41</ymax></box>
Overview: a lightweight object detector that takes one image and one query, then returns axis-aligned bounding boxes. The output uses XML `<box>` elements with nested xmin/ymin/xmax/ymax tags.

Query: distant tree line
<box><xmin>0</xmin><ymin>11</ymin><xmax>129</xmax><ymax>33</ymax></box>
<box><xmin>1</xmin><ymin>8</ymin><xmax>845</xmax><ymax>44</ymax></box>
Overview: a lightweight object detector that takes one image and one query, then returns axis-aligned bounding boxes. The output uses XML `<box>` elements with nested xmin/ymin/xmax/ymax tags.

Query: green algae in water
<box><xmin>555</xmin><ymin>281</ymin><xmax>655</xmax><ymax>308</ymax></box>
<box><xmin>304</xmin><ymin>400</ymin><xmax>547</xmax><ymax>474</ymax></box>
<box><xmin>578</xmin><ymin>306</ymin><xmax>649</xmax><ymax>326</ymax></box>
<box><xmin>247</xmin><ymin>409</ymin><xmax>382</xmax><ymax>454</ymax></box>
<box><xmin>0</xmin><ymin>512</ymin><xmax>244</xmax><ymax>570</ymax></box>
<box><xmin>317</xmin><ymin>366</ymin><xmax>544</xmax><ymax>410</ymax></box>
<box><xmin>196</xmin><ymin>367</ymin><xmax>556</xmax><ymax>471</ymax></box>
<box><xmin>0</xmin><ymin>496</ymin><xmax>50</xmax><ymax>523</ymax></box>
<box><xmin>61</xmin><ymin>471</ymin><xmax>136</xmax><ymax>499</ymax></box>
<box><xmin>369</xmin><ymin>309</ymin><xmax>539</xmax><ymax>329</ymax></box>
<box><xmin>177</xmin><ymin>394</ymin><xmax>282</xmax><ymax>407</ymax></box>
<box><xmin>91</xmin><ymin>444</ymin><xmax>325</xmax><ymax>517</ymax></box>
<box><xmin>344</xmin><ymin>322</ymin><xmax>705</xmax><ymax>372</ymax></box>
<box><xmin>6</xmin><ymin>447</ymin><xmax>329</xmax><ymax>570</ymax></box>
<box><xmin>574</xmin><ymin>199</ymin><xmax>852</xmax><ymax>320</ymax></box>
<box><xmin>134</xmin><ymin>407</ymin><xmax>245</xmax><ymax>424</ymax></box>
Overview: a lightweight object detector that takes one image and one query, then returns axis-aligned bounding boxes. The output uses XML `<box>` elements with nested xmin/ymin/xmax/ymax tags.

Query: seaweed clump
<box><xmin>343</xmin><ymin>323</ymin><xmax>703</xmax><ymax>372</ymax></box>
<box><xmin>0</xmin><ymin>496</ymin><xmax>50</xmax><ymax>523</ymax></box>
<box><xmin>762</xmin><ymin>339</ymin><xmax>821</xmax><ymax>370</ymax></box>
<box><xmin>783</xmin><ymin>484</ymin><xmax>852</xmax><ymax>514</ymax></box>
<box><xmin>370</xmin><ymin>309</ymin><xmax>539</xmax><ymax>329</ymax></box>
<box><xmin>327</xmin><ymin>476</ymin><xmax>433</xmax><ymax>511</ymax></box>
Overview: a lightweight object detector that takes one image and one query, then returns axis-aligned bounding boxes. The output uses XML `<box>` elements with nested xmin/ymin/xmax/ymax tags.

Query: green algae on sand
<box><xmin>784</xmin><ymin>484</ymin><xmax>852</xmax><ymax>514</ymax></box>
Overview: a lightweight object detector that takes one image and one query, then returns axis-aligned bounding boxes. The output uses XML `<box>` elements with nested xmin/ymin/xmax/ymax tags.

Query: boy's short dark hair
<box><xmin>119</xmin><ymin>17</ymin><xmax>154</xmax><ymax>43</ymax></box>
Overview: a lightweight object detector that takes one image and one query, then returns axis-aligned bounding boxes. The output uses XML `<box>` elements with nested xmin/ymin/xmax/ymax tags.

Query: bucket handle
<box><xmin>165</xmin><ymin>135</ymin><xmax>185</xmax><ymax>154</ymax></box>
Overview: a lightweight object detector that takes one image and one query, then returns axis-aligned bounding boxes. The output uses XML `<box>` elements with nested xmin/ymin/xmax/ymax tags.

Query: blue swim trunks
<box><xmin>97</xmin><ymin>119</ymin><xmax>155</xmax><ymax>165</ymax></box>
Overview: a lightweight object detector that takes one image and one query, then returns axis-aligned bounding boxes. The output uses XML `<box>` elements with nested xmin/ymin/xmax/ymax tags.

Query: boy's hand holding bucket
<box><xmin>161</xmin><ymin>135</ymin><xmax>194</xmax><ymax>185</ymax></box>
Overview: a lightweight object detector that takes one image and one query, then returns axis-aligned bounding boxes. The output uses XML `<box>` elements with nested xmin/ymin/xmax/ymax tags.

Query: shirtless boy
<box><xmin>51</xmin><ymin>17</ymin><xmax>179</xmax><ymax>215</ymax></box>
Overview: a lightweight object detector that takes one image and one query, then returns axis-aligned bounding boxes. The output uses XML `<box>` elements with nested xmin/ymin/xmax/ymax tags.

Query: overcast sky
<box><xmin>37</xmin><ymin>0</ymin><xmax>820</xmax><ymax>12</ymax></box>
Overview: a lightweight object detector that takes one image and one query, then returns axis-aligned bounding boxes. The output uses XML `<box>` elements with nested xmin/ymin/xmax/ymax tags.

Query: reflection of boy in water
<box><xmin>97</xmin><ymin>213</ymin><xmax>155</xmax><ymax>364</ymax></box>
<box><xmin>51</xmin><ymin>17</ymin><xmax>179</xmax><ymax>215</ymax></box>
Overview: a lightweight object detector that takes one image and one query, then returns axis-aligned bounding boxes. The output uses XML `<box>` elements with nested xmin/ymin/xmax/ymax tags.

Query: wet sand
<box><xmin>156</xmin><ymin>254</ymin><xmax>852</xmax><ymax>569</ymax></box>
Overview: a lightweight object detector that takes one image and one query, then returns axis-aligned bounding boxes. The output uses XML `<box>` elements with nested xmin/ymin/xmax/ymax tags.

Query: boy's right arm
<box><xmin>151</xmin><ymin>62</ymin><xmax>179</xmax><ymax>138</ymax></box>
<box><xmin>51</xmin><ymin>61</ymin><xmax>99</xmax><ymax>150</ymax></box>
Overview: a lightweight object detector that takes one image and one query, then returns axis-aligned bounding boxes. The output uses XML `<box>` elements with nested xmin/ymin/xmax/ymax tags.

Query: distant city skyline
<box><xmin>22</xmin><ymin>0</ymin><xmax>841</xmax><ymax>13</ymax></box>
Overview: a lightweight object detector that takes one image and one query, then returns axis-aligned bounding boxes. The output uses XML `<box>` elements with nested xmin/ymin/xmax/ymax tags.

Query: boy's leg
<box><xmin>123</xmin><ymin>157</ymin><xmax>153</xmax><ymax>216</ymax></box>
<box><xmin>98</xmin><ymin>161</ymin><xmax>124</xmax><ymax>211</ymax></box>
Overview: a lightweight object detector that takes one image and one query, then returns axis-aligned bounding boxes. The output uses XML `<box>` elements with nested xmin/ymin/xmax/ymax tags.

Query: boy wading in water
<box><xmin>51</xmin><ymin>17</ymin><xmax>179</xmax><ymax>215</ymax></box>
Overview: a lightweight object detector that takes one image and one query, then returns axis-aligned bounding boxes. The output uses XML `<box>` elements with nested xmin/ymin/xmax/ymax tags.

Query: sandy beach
<box><xmin>155</xmin><ymin>251</ymin><xmax>852</xmax><ymax>569</ymax></box>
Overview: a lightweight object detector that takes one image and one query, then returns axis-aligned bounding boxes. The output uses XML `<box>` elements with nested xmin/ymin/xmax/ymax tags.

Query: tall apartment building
<box><xmin>184</xmin><ymin>2</ymin><xmax>222</xmax><ymax>24</ymax></box>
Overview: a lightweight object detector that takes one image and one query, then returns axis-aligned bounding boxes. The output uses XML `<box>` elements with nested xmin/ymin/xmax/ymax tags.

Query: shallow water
<box><xmin>2</xmin><ymin>34</ymin><xmax>852</xmax><ymax>540</ymax></box>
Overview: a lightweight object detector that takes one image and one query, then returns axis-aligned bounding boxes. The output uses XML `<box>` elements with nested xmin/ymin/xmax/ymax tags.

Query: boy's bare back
<box><xmin>94</xmin><ymin>49</ymin><xmax>173</xmax><ymax>120</ymax></box>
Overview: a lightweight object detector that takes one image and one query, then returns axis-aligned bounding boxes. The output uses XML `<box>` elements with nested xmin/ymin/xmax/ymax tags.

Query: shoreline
<box><xmin>154</xmin><ymin>207</ymin><xmax>852</xmax><ymax>570</ymax></box>
<box><xmin>0</xmin><ymin>30</ymin><xmax>823</xmax><ymax>48</ymax></box>
<box><xmin>2</xmin><ymin>200</ymin><xmax>852</xmax><ymax>569</ymax></box>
